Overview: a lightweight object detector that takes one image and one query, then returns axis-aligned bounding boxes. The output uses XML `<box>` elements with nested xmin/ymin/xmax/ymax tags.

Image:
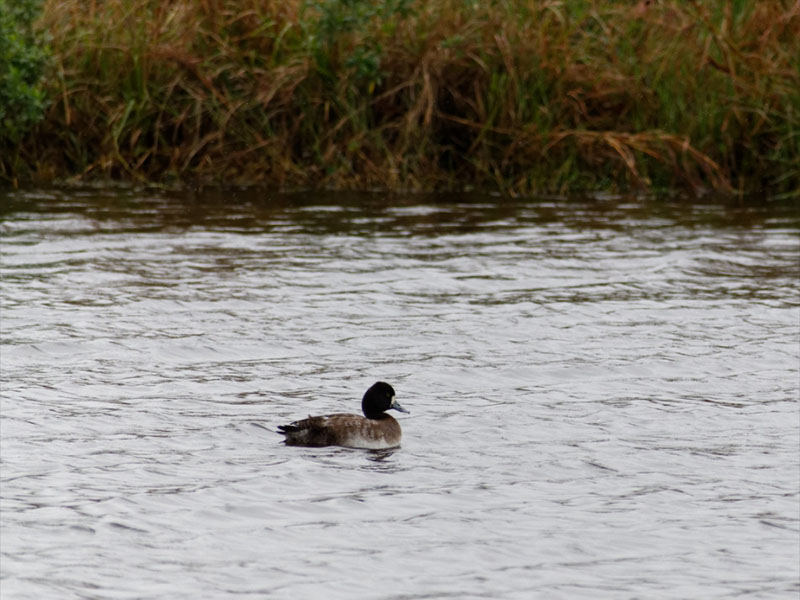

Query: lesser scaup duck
<box><xmin>277</xmin><ymin>382</ymin><xmax>409</xmax><ymax>449</ymax></box>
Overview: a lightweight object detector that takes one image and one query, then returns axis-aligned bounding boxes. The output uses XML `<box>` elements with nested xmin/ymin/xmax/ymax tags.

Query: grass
<box><xmin>2</xmin><ymin>0</ymin><xmax>799</xmax><ymax>195</ymax></box>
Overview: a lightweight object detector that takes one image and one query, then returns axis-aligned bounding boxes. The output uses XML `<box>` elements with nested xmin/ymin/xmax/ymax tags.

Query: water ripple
<box><xmin>1</xmin><ymin>189</ymin><xmax>798</xmax><ymax>599</ymax></box>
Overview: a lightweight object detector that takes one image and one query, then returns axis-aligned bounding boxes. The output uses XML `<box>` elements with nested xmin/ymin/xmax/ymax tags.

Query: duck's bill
<box><xmin>391</xmin><ymin>398</ymin><xmax>410</xmax><ymax>413</ymax></box>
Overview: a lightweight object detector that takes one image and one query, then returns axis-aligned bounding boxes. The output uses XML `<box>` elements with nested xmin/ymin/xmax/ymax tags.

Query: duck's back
<box><xmin>278</xmin><ymin>413</ymin><xmax>402</xmax><ymax>449</ymax></box>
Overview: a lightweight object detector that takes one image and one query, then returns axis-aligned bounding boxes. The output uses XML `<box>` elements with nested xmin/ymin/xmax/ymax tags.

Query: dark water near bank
<box><xmin>1</xmin><ymin>188</ymin><xmax>798</xmax><ymax>599</ymax></box>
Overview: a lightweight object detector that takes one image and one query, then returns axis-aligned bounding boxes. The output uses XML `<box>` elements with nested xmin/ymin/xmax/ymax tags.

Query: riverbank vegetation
<box><xmin>2</xmin><ymin>0</ymin><xmax>799</xmax><ymax>195</ymax></box>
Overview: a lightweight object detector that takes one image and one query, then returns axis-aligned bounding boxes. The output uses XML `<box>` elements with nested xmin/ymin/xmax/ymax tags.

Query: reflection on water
<box><xmin>1</xmin><ymin>188</ymin><xmax>798</xmax><ymax>599</ymax></box>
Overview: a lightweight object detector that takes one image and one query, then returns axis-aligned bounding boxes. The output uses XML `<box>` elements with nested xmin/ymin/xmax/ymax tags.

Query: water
<box><xmin>1</xmin><ymin>188</ymin><xmax>798</xmax><ymax>599</ymax></box>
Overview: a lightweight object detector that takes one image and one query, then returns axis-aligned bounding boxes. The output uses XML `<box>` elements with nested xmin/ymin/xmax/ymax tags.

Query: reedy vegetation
<box><xmin>3</xmin><ymin>0</ymin><xmax>799</xmax><ymax>194</ymax></box>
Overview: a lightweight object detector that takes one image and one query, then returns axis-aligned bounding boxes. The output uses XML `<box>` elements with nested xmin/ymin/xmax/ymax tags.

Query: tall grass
<box><xmin>4</xmin><ymin>0</ymin><xmax>799</xmax><ymax>194</ymax></box>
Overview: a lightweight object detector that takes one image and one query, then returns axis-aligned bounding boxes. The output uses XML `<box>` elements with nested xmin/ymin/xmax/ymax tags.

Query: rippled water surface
<box><xmin>1</xmin><ymin>188</ymin><xmax>799</xmax><ymax>599</ymax></box>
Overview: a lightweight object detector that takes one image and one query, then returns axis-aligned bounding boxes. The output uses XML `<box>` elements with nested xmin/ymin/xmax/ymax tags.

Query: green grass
<box><xmin>2</xmin><ymin>0</ymin><xmax>799</xmax><ymax>195</ymax></box>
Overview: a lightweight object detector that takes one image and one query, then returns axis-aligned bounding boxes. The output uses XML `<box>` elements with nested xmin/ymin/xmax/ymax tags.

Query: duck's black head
<box><xmin>362</xmin><ymin>381</ymin><xmax>409</xmax><ymax>419</ymax></box>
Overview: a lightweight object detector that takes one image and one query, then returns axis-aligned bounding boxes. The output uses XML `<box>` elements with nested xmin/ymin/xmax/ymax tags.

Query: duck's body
<box><xmin>278</xmin><ymin>382</ymin><xmax>408</xmax><ymax>449</ymax></box>
<box><xmin>278</xmin><ymin>413</ymin><xmax>403</xmax><ymax>449</ymax></box>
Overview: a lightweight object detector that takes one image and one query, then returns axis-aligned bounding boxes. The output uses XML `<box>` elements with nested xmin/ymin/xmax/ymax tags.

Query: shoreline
<box><xmin>3</xmin><ymin>0</ymin><xmax>799</xmax><ymax>196</ymax></box>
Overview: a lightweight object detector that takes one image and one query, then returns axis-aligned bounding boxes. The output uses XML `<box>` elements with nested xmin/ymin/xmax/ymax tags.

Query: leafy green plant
<box><xmin>303</xmin><ymin>0</ymin><xmax>414</xmax><ymax>89</ymax></box>
<box><xmin>0</xmin><ymin>0</ymin><xmax>48</xmax><ymax>144</ymax></box>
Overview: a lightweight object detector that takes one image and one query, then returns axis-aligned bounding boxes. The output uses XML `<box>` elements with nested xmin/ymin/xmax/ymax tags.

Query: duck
<box><xmin>277</xmin><ymin>382</ymin><xmax>409</xmax><ymax>449</ymax></box>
